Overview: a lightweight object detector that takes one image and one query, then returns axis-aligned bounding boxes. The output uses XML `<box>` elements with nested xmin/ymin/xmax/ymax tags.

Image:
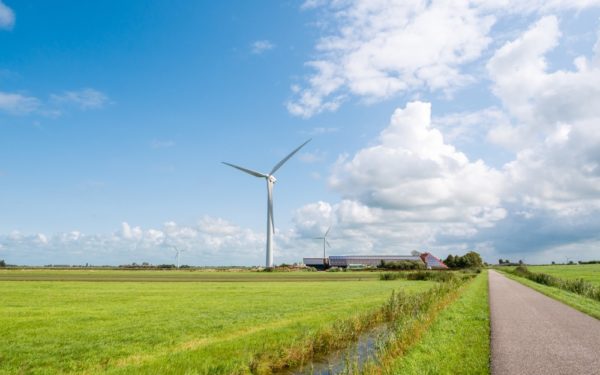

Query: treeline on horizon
<box><xmin>497</xmin><ymin>259</ymin><xmax>600</xmax><ymax>266</ymax></box>
<box><xmin>1</xmin><ymin>257</ymin><xmax>599</xmax><ymax>269</ymax></box>
<box><xmin>443</xmin><ymin>251</ymin><xmax>484</xmax><ymax>269</ymax></box>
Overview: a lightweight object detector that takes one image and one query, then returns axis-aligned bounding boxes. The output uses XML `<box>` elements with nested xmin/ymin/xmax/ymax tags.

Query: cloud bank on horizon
<box><xmin>2</xmin><ymin>0</ymin><xmax>600</xmax><ymax>265</ymax></box>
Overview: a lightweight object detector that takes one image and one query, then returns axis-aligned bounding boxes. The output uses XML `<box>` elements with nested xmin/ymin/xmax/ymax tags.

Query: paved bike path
<box><xmin>489</xmin><ymin>270</ymin><xmax>600</xmax><ymax>375</ymax></box>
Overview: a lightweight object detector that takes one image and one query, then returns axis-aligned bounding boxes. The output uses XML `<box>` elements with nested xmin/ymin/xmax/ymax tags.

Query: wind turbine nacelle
<box><xmin>268</xmin><ymin>175</ymin><xmax>277</xmax><ymax>183</ymax></box>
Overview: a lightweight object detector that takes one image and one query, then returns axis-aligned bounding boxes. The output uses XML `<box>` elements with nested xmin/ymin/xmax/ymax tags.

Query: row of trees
<box><xmin>498</xmin><ymin>259</ymin><xmax>524</xmax><ymax>266</ymax></box>
<box><xmin>443</xmin><ymin>251</ymin><xmax>484</xmax><ymax>269</ymax></box>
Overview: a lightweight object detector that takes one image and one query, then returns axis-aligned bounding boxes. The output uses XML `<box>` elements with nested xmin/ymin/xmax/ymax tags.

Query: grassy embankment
<box><xmin>0</xmin><ymin>270</ymin><xmax>432</xmax><ymax>374</ymax></box>
<box><xmin>384</xmin><ymin>271</ymin><xmax>490</xmax><ymax>374</ymax></box>
<box><xmin>498</xmin><ymin>264</ymin><xmax>600</xmax><ymax>319</ymax></box>
<box><xmin>350</xmin><ymin>271</ymin><xmax>489</xmax><ymax>374</ymax></box>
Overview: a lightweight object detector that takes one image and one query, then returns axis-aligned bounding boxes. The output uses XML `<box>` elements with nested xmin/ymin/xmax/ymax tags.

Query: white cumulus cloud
<box><xmin>331</xmin><ymin>101</ymin><xmax>505</xmax><ymax>225</ymax></box>
<box><xmin>0</xmin><ymin>0</ymin><xmax>15</xmax><ymax>30</ymax></box>
<box><xmin>290</xmin><ymin>0</ymin><xmax>600</xmax><ymax>117</ymax></box>
<box><xmin>289</xmin><ymin>0</ymin><xmax>495</xmax><ymax>117</ymax></box>
<box><xmin>488</xmin><ymin>17</ymin><xmax>600</xmax><ymax>214</ymax></box>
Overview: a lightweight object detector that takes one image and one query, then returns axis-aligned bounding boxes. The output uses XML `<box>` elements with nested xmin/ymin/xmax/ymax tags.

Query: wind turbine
<box><xmin>313</xmin><ymin>226</ymin><xmax>331</xmax><ymax>260</ymax></box>
<box><xmin>172</xmin><ymin>246</ymin><xmax>185</xmax><ymax>269</ymax></box>
<box><xmin>222</xmin><ymin>139</ymin><xmax>311</xmax><ymax>268</ymax></box>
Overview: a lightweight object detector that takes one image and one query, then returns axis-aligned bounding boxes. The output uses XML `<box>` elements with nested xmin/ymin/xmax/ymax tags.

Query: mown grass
<box><xmin>0</xmin><ymin>268</ymin><xmax>382</xmax><ymax>282</ymax></box>
<box><xmin>0</xmin><ymin>272</ymin><xmax>433</xmax><ymax>374</ymax></box>
<box><xmin>384</xmin><ymin>271</ymin><xmax>490</xmax><ymax>374</ymax></box>
<box><xmin>527</xmin><ymin>264</ymin><xmax>600</xmax><ymax>286</ymax></box>
<box><xmin>500</xmin><ymin>271</ymin><xmax>600</xmax><ymax>320</ymax></box>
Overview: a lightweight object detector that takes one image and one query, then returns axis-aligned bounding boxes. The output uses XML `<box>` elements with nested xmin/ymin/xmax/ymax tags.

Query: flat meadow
<box><xmin>0</xmin><ymin>269</ymin><xmax>434</xmax><ymax>374</ymax></box>
<box><xmin>527</xmin><ymin>264</ymin><xmax>600</xmax><ymax>286</ymax></box>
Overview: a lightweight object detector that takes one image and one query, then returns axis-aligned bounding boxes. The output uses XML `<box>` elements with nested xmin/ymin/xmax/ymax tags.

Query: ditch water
<box><xmin>279</xmin><ymin>325</ymin><xmax>393</xmax><ymax>375</ymax></box>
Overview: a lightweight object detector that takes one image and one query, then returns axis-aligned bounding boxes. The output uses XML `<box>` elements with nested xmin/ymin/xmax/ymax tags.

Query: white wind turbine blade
<box><xmin>222</xmin><ymin>162</ymin><xmax>268</xmax><ymax>178</ymax></box>
<box><xmin>269</xmin><ymin>139</ymin><xmax>311</xmax><ymax>175</ymax></box>
<box><xmin>326</xmin><ymin>240</ymin><xmax>331</xmax><ymax>248</ymax></box>
<box><xmin>324</xmin><ymin>226</ymin><xmax>331</xmax><ymax>237</ymax></box>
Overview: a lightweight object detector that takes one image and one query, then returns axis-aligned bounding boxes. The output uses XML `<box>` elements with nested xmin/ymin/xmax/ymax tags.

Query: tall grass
<box><xmin>380</xmin><ymin>270</ymin><xmax>469</xmax><ymax>283</ymax></box>
<box><xmin>510</xmin><ymin>266</ymin><xmax>600</xmax><ymax>302</ymax></box>
<box><xmin>386</xmin><ymin>271</ymin><xmax>489</xmax><ymax>374</ymax></box>
<box><xmin>357</xmin><ymin>276</ymin><xmax>473</xmax><ymax>374</ymax></box>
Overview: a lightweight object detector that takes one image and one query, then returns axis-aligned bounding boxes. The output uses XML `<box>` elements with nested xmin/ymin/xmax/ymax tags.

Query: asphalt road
<box><xmin>489</xmin><ymin>270</ymin><xmax>600</xmax><ymax>375</ymax></box>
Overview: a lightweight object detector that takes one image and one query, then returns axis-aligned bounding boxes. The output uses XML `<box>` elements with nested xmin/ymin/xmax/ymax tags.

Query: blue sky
<box><xmin>1</xmin><ymin>1</ymin><xmax>600</xmax><ymax>266</ymax></box>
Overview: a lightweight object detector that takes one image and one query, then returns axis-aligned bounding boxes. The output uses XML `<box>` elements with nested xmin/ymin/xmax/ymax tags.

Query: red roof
<box><xmin>420</xmin><ymin>252</ymin><xmax>449</xmax><ymax>269</ymax></box>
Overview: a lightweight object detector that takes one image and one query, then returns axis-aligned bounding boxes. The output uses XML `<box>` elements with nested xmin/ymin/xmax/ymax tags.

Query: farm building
<box><xmin>328</xmin><ymin>255</ymin><xmax>422</xmax><ymax>268</ymax></box>
<box><xmin>419</xmin><ymin>252</ymin><xmax>448</xmax><ymax>269</ymax></box>
<box><xmin>302</xmin><ymin>257</ymin><xmax>328</xmax><ymax>270</ymax></box>
<box><xmin>303</xmin><ymin>252</ymin><xmax>448</xmax><ymax>270</ymax></box>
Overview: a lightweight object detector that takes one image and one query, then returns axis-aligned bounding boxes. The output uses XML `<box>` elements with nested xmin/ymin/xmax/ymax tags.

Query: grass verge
<box><xmin>383</xmin><ymin>271</ymin><xmax>489</xmax><ymax>374</ymax></box>
<box><xmin>499</xmin><ymin>271</ymin><xmax>600</xmax><ymax>320</ymax></box>
<box><xmin>337</xmin><ymin>273</ymin><xmax>478</xmax><ymax>374</ymax></box>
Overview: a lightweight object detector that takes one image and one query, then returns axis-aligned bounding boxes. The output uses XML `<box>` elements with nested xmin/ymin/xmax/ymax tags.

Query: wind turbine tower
<box><xmin>314</xmin><ymin>226</ymin><xmax>331</xmax><ymax>261</ymax></box>
<box><xmin>223</xmin><ymin>139</ymin><xmax>311</xmax><ymax>268</ymax></box>
<box><xmin>172</xmin><ymin>246</ymin><xmax>184</xmax><ymax>269</ymax></box>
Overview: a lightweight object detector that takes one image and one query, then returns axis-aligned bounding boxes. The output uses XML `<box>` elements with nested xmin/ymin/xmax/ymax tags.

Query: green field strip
<box><xmin>526</xmin><ymin>264</ymin><xmax>600</xmax><ymax>286</ymax></box>
<box><xmin>0</xmin><ymin>269</ymin><xmax>383</xmax><ymax>282</ymax></box>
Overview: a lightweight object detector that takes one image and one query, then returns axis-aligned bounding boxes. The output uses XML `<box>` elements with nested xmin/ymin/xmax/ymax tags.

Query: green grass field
<box><xmin>0</xmin><ymin>268</ymin><xmax>382</xmax><ymax>282</ymax></box>
<box><xmin>527</xmin><ymin>264</ymin><xmax>600</xmax><ymax>286</ymax></box>
<box><xmin>0</xmin><ymin>270</ymin><xmax>433</xmax><ymax>374</ymax></box>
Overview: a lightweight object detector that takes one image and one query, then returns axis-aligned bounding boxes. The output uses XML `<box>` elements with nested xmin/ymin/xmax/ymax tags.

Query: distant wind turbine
<box><xmin>223</xmin><ymin>139</ymin><xmax>311</xmax><ymax>268</ymax></box>
<box><xmin>313</xmin><ymin>226</ymin><xmax>331</xmax><ymax>260</ymax></box>
<box><xmin>172</xmin><ymin>246</ymin><xmax>185</xmax><ymax>269</ymax></box>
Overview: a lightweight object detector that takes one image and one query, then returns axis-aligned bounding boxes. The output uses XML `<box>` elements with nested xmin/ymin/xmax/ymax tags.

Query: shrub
<box><xmin>460</xmin><ymin>267</ymin><xmax>482</xmax><ymax>274</ymax></box>
<box><xmin>579</xmin><ymin>260</ymin><xmax>600</xmax><ymax>264</ymax></box>
<box><xmin>379</xmin><ymin>260</ymin><xmax>426</xmax><ymax>270</ymax></box>
<box><xmin>380</xmin><ymin>272</ymin><xmax>404</xmax><ymax>281</ymax></box>
<box><xmin>406</xmin><ymin>271</ymin><xmax>458</xmax><ymax>283</ymax></box>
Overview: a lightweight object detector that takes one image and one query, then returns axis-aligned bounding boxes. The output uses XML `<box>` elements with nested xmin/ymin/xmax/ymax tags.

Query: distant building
<box><xmin>419</xmin><ymin>252</ymin><xmax>448</xmax><ymax>269</ymax></box>
<box><xmin>303</xmin><ymin>257</ymin><xmax>328</xmax><ymax>270</ymax></box>
<box><xmin>329</xmin><ymin>255</ymin><xmax>422</xmax><ymax>268</ymax></box>
<box><xmin>303</xmin><ymin>252</ymin><xmax>448</xmax><ymax>270</ymax></box>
